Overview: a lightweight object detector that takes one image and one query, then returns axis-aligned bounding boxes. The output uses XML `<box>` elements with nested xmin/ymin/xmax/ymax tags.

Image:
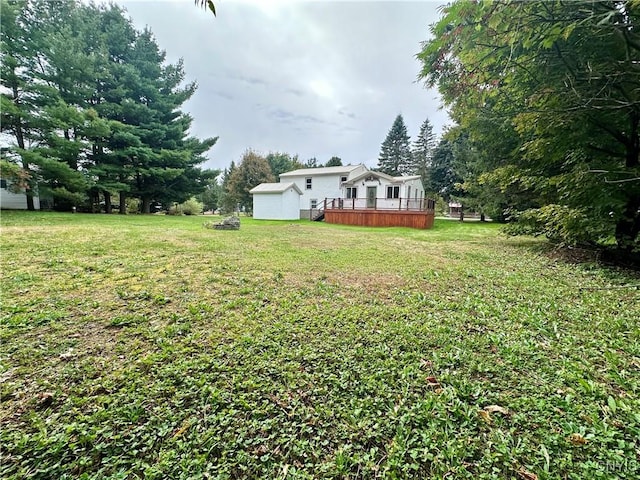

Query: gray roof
<box><xmin>249</xmin><ymin>182</ymin><xmax>302</xmax><ymax>194</ymax></box>
<box><xmin>394</xmin><ymin>175</ymin><xmax>422</xmax><ymax>181</ymax></box>
<box><xmin>279</xmin><ymin>164</ymin><xmax>364</xmax><ymax>177</ymax></box>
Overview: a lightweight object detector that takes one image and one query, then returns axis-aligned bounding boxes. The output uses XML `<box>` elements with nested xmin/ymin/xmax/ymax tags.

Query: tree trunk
<box><xmin>104</xmin><ymin>191</ymin><xmax>112</xmax><ymax>214</ymax></box>
<box><xmin>480</xmin><ymin>213</ymin><xmax>486</xmax><ymax>222</ymax></box>
<box><xmin>615</xmin><ymin>195</ymin><xmax>640</xmax><ymax>251</ymax></box>
<box><xmin>91</xmin><ymin>190</ymin><xmax>99</xmax><ymax>213</ymax></box>
<box><xmin>626</xmin><ymin>111</ymin><xmax>639</xmax><ymax>168</ymax></box>
<box><xmin>119</xmin><ymin>192</ymin><xmax>126</xmax><ymax>214</ymax></box>
<box><xmin>22</xmin><ymin>159</ymin><xmax>35</xmax><ymax>212</ymax></box>
<box><xmin>142</xmin><ymin>197</ymin><xmax>151</xmax><ymax>214</ymax></box>
<box><xmin>63</xmin><ymin>129</ymin><xmax>78</xmax><ymax>170</ymax></box>
<box><xmin>459</xmin><ymin>206</ymin><xmax>464</xmax><ymax>222</ymax></box>
<box><xmin>615</xmin><ymin>112</ymin><xmax>640</xmax><ymax>251</ymax></box>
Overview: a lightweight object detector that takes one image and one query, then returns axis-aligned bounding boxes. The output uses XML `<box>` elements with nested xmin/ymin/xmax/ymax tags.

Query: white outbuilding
<box><xmin>249</xmin><ymin>182</ymin><xmax>302</xmax><ymax>220</ymax></box>
<box><xmin>0</xmin><ymin>179</ymin><xmax>40</xmax><ymax>210</ymax></box>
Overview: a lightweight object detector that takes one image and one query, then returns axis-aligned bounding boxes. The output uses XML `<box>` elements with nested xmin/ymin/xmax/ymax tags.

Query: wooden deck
<box><xmin>320</xmin><ymin>198</ymin><xmax>435</xmax><ymax>229</ymax></box>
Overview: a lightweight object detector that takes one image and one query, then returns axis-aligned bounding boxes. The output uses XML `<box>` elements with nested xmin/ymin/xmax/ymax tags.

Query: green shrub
<box><xmin>504</xmin><ymin>204</ymin><xmax>605</xmax><ymax>246</ymax></box>
<box><xmin>168</xmin><ymin>197</ymin><xmax>204</xmax><ymax>216</ymax></box>
<box><xmin>180</xmin><ymin>197</ymin><xmax>203</xmax><ymax>215</ymax></box>
<box><xmin>126</xmin><ymin>198</ymin><xmax>141</xmax><ymax>214</ymax></box>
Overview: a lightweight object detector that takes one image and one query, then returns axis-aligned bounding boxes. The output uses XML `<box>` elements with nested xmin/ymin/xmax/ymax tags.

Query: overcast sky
<box><xmin>113</xmin><ymin>0</ymin><xmax>450</xmax><ymax>171</ymax></box>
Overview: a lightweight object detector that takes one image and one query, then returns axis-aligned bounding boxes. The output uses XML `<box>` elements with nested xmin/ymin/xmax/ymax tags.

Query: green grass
<box><xmin>1</xmin><ymin>211</ymin><xmax>638</xmax><ymax>479</ymax></box>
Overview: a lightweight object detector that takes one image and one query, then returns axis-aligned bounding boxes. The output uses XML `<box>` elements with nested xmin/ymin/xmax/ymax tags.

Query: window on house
<box><xmin>310</xmin><ymin>199</ymin><xmax>318</xmax><ymax>209</ymax></box>
<box><xmin>386</xmin><ymin>186</ymin><xmax>399</xmax><ymax>199</ymax></box>
<box><xmin>0</xmin><ymin>179</ymin><xmax>7</xmax><ymax>189</ymax></box>
<box><xmin>346</xmin><ymin>187</ymin><xmax>357</xmax><ymax>199</ymax></box>
<box><xmin>305</xmin><ymin>177</ymin><xmax>312</xmax><ymax>190</ymax></box>
<box><xmin>340</xmin><ymin>176</ymin><xmax>347</xmax><ymax>184</ymax></box>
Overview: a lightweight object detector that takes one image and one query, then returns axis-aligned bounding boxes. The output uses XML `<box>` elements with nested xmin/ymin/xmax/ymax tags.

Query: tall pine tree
<box><xmin>411</xmin><ymin>118</ymin><xmax>436</xmax><ymax>179</ymax></box>
<box><xmin>377</xmin><ymin>114</ymin><xmax>411</xmax><ymax>176</ymax></box>
<box><xmin>1</xmin><ymin>0</ymin><xmax>217</xmax><ymax>213</ymax></box>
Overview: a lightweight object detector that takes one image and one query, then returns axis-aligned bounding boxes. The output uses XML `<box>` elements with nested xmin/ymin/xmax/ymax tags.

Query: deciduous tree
<box><xmin>226</xmin><ymin>151</ymin><xmax>274</xmax><ymax>213</ymax></box>
<box><xmin>419</xmin><ymin>0</ymin><xmax>640</xmax><ymax>250</ymax></box>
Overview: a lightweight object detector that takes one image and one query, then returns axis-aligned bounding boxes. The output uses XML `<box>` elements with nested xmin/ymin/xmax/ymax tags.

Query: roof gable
<box><xmin>344</xmin><ymin>170</ymin><xmax>394</xmax><ymax>184</ymax></box>
<box><xmin>249</xmin><ymin>182</ymin><xmax>302</xmax><ymax>195</ymax></box>
<box><xmin>394</xmin><ymin>175</ymin><xmax>422</xmax><ymax>182</ymax></box>
<box><xmin>345</xmin><ymin>171</ymin><xmax>424</xmax><ymax>185</ymax></box>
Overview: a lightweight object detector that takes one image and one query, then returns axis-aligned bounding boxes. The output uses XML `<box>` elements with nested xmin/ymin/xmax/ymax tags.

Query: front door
<box><xmin>366</xmin><ymin>186</ymin><xmax>377</xmax><ymax>208</ymax></box>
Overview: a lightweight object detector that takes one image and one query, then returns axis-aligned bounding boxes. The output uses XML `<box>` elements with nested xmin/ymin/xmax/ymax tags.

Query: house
<box><xmin>251</xmin><ymin>165</ymin><xmax>436</xmax><ymax>229</ymax></box>
<box><xmin>0</xmin><ymin>179</ymin><xmax>40</xmax><ymax>210</ymax></box>
<box><xmin>278</xmin><ymin>165</ymin><xmax>367</xmax><ymax>219</ymax></box>
<box><xmin>448</xmin><ymin>202</ymin><xmax>463</xmax><ymax>218</ymax></box>
<box><xmin>325</xmin><ymin>169</ymin><xmax>434</xmax><ymax>228</ymax></box>
<box><xmin>249</xmin><ymin>182</ymin><xmax>302</xmax><ymax>220</ymax></box>
<box><xmin>341</xmin><ymin>170</ymin><xmax>426</xmax><ymax>211</ymax></box>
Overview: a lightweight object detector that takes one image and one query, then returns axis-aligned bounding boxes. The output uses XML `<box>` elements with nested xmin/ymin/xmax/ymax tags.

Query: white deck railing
<box><xmin>323</xmin><ymin>197</ymin><xmax>435</xmax><ymax>212</ymax></box>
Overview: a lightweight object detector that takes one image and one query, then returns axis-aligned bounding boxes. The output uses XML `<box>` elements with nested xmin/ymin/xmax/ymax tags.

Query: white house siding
<box><xmin>0</xmin><ymin>186</ymin><xmax>40</xmax><ymax>210</ymax></box>
<box><xmin>343</xmin><ymin>174</ymin><xmax>425</xmax><ymax>210</ymax></box>
<box><xmin>280</xmin><ymin>165</ymin><xmax>367</xmax><ymax>218</ymax></box>
<box><xmin>400</xmin><ymin>177</ymin><xmax>425</xmax><ymax>207</ymax></box>
<box><xmin>251</xmin><ymin>187</ymin><xmax>301</xmax><ymax>220</ymax></box>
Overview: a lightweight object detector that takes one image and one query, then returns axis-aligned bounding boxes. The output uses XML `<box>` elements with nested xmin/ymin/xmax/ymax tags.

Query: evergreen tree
<box><xmin>429</xmin><ymin>138</ymin><xmax>461</xmax><ymax>201</ymax></box>
<box><xmin>219</xmin><ymin>161</ymin><xmax>237</xmax><ymax>213</ymax></box>
<box><xmin>1</xmin><ymin>0</ymin><xmax>93</xmax><ymax>210</ymax></box>
<box><xmin>2</xmin><ymin>0</ymin><xmax>217</xmax><ymax>213</ymax></box>
<box><xmin>198</xmin><ymin>173</ymin><xmax>222</xmax><ymax>212</ymax></box>
<box><xmin>325</xmin><ymin>156</ymin><xmax>342</xmax><ymax>167</ymax></box>
<box><xmin>411</xmin><ymin>118</ymin><xmax>435</xmax><ymax>179</ymax></box>
<box><xmin>377</xmin><ymin>114</ymin><xmax>411</xmax><ymax>176</ymax></box>
<box><xmin>304</xmin><ymin>157</ymin><xmax>318</xmax><ymax>168</ymax></box>
<box><xmin>0</xmin><ymin>0</ymin><xmax>50</xmax><ymax>210</ymax></box>
<box><xmin>85</xmin><ymin>2</ymin><xmax>140</xmax><ymax>213</ymax></box>
<box><xmin>266</xmin><ymin>152</ymin><xmax>302</xmax><ymax>178</ymax></box>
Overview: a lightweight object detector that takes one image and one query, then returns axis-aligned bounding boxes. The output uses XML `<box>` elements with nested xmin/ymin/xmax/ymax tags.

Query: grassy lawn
<box><xmin>1</xmin><ymin>211</ymin><xmax>638</xmax><ymax>479</ymax></box>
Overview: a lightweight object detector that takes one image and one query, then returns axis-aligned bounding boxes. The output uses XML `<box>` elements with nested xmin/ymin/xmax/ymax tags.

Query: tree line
<box><xmin>1</xmin><ymin>0</ymin><xmax>217</xmax><ymax>213</ymax></box>
<box><xmin>418</xmin><ymin>0</ymin><xmax>640</xmax><ymax>253</ymax></box>
<box><xmin>375</xmin><ymin>114</ymin><xmax>463</xmax><ymax>216</ymax></box>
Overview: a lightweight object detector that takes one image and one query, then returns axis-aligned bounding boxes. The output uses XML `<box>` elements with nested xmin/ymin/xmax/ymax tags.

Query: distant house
<box><xmin>251</xmin><ymin>165</ymin><xmax>435</xmax><ymax>229</ymax></box>
<box><xmin>0</xmin><ymin>179</ymin><xmax>40</xmax><ymax>210</ymax></box>
<box><xmin>448</xmin><ymin>202</ymin><xmax>462</xmax><ymax>218</ymax></box>
<box><xmin>249</xmin><ymin>182</ymin><xmax>302</xmax><ymax>220</ymax></box>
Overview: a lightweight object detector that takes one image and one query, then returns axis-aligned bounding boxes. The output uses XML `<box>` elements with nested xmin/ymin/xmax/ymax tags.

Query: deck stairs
<box><xmin>311</xmin><ymin>199</ymin><xmax>326</xmax><ymax>221</ymax></box>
